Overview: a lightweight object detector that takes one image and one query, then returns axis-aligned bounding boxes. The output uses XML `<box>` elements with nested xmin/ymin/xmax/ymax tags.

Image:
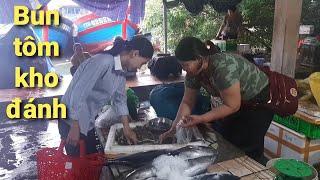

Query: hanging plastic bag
<box><xmin>175</xmin><ymin>117</ymin><xmax>204</xmax><ymax>144</ymax></box>
<box><xmin>176</xmin><ymin>126</ymin><xmax>193</xmax><ymax>144</ymax></box>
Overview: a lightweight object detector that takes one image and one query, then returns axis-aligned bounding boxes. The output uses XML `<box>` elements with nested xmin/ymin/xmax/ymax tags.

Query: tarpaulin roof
<box><xmin>0</xmin><ymin>0</ymin><xmax>31</xmax><ymax>24</ymax></box>
<box><xmin>0</xmin><ymin>0</ymin><xmax>146</xmax><ymax>24</ymax></box>
<box><xmin>75</xmin><ymin>0</ymin><xmax>146</xmax><ymax>24</ymax></box>
<box><xmin>1</xmin><ymin>0</ymin><xmax>244</xmax><ymax>25</ymax></box>
<box><xmin>165</xmin><ymin>0</ymin><xmax>243</xmax><ymax>14</ymax></box>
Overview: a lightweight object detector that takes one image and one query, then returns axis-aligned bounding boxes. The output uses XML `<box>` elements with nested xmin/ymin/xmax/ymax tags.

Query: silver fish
<box><xmin>126</xmin><ymin>146</ymin><xmax>218</xmax><ymax>180</ymax></box>
<box><xmin>177</xmin><ymin>146</ymin><xmax>217</xmax><ymax>154</ymax></box>
<box><xmin>145</xmin><ymin>177</ymin><xmax>161</xmax><ymax>180</ymax></box>
<box><xmin>192</xmin><ymin>172</ymin><xmax>240</xmax><ymax>180</ymax></box>
<box><xmin>126</xmin><ymin>166</ymin><xmax>157</xmax><ymax>180</ymax></box>
<box><xmin>184</xmin><ymin>155</ymin><xmax>217</xmax><ymax>177</ymax></box>
<box><xmin>179</xmin><ymin>151</ymin><xmax>214</xmax><ymax>160</ymax></box>
<box><xmin>178</xmin><ymin>146</ymin><xmax>218</xmax><ymax>160</ymax></box>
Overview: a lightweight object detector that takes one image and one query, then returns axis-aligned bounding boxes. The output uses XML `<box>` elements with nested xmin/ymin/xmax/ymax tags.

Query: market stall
<box><xmin>100</xmin><ymin>104</ymin><xmax>278</xmax><ymax>179</ymax></box>
<box><xmin>1</xmin><ymin>0</ymin><xmax>320</xmax><ymax>179</ymax></box>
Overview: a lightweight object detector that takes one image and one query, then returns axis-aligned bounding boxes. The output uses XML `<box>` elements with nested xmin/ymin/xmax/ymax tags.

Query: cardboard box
<box><xmin>264</xmin><ymin>121</ymin><xmax>320</xmax><ymax>165</ymax></box>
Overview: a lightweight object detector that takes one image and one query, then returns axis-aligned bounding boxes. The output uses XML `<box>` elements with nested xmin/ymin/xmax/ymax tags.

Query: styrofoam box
<box><xmin>264</xmin><ymin>121</ymin><xmax>320</xmax><ymax>165</ymax></box>
<box><xmin>308</xmin><ymin>150</ymin><xmax>320</xmax><ymax>165</ymax></box>
<box><xmin>105</xmin><ymin>121</ymin><xmax>207</xmax><ymax>155</ymax></box>
<box><xmin>264</xmin><ymin>136</ymin><xmax>278</xmax><ymax>155</ymax></box>
<box><xmin>264</xmin><ymin>122</ymin><xmax>281</xmax><ymax>155</ymax></box>
<box><xmin>268</xmin><ymin>122</ymin><xmax>280</xmax><ymax>137</ymax></box>
<box><xmin>280</xmin><ymin>146</ymin><xmax>320</xmax><ymax>165</ymax></box>
<box><xmin>281</xmin><ymin>145</ymin><xmax>304</xmax><ymax>162</ymax></box>
<box><xmin>281</xmin><ymin>130</ymin><xmax>320</xmax><ymax>165</ymax></box>
<box><xmin>282</xmin><ymin>130</ymin><xmax>306</xmax><ymax>148</ymax></box>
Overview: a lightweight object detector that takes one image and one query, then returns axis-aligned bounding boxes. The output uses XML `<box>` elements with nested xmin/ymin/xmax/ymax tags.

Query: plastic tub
<box><xmin>273</xmin><ymin>115</ymin><xmax>320</xmax><ymax>139</ymax></box>
<box><xmin>267</xmin><ymin>158</ymin><xmax>318</xmax><ymax>180</ymax></box>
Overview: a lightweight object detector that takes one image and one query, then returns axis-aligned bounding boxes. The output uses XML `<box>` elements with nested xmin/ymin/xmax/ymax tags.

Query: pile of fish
<box><xmin>115</xmin><ymin>126</ymin><xmax>175</xmax><ymax>145</ymax></box>
<box><xmin>107</xmin><ymin>146</ymin><xmax>239</xmax><ymax>180</ymax></box>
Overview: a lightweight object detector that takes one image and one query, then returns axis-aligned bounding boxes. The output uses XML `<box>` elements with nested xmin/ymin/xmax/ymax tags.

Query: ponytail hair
<box><xmin>105</xmin><ymin>36</ymin><xmax>154</xmax><ymax>59</ymax></box>
<box><xmin>104</xmin><ymin>37</ymin><xmax>128</xmax><ymax>56</ymax></box>
<box><xmin>175</xmin><ymin>37</ymin><xmax>217</xmax><ymax>62</ymax></box>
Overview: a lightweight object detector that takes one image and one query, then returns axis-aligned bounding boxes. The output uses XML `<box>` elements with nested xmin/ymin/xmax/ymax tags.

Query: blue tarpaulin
<box><xmin>0</xmin><ymin>0</ymin><xmax>51</xmax><ymax>24</ymax></box>
<box><xmin>73</xmin><ymin>0</ymin><xmax>146</xmax><ymax>24</ymax></box>
<box><xmin>0</xmin><ymin>0</ymin><xmax>146</xmax><ymax>29</ymax></box>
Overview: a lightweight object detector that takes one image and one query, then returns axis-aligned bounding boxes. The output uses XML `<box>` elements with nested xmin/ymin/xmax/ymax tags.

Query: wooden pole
<box><xmin>271</xmin><ymin>0</ymin><xmax>303</xmax><ymax>78</ymax></box>
<box><xmin>163</xmin><ymin>0</ymin><xmax>168</xmax><ymax>54</ymax></box>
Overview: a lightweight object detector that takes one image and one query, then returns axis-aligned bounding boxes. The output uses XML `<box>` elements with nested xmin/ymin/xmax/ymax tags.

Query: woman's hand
<box><xmin>122</xmin><ymin>116</ymin><xmax>138</xmax><ymax>145</ymax></box>
<box><xmin>159</xmin><ymin>115</ymin><xmax>203</xmax><ymax>143</ymax></box>
<box><xmin>66</xmin><ymin>121</ymin><xmax>80</xmax><ymax>146</ymax></box>
<box><xmin>123</xmin><ymin>126</ymin><xmax>138</xmax><ymax>145</ymax></box>
<box><xmin>179</xmin><ymin>115</ymin><xmax>203</xmax><ymax>128</ymax></box>
<box><xmin>159</xmin><ymin>128</ymin><xmax>176</xmax><ymax>144</ymax></box>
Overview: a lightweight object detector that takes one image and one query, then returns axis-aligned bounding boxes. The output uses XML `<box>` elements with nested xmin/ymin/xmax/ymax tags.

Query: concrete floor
<box><xmin>0</xmin><ymin>120</ymin><xmax>60</xmax><ymax>179</ymax></box>
<box><xmin>0</xmin><ymin>59</ymin><xmax>69</xmax><ymax>179</ymax></box>
<box><xmin>52</xmin><ymin>58</ymin><xmax>72</xmax><ymax>76</ymax></box>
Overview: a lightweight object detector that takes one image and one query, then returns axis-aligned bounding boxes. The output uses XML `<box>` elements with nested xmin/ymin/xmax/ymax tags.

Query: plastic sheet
<box><xmin>176</xmin><ymin>120</ymin><xmax>204</xmax><ymax>144</ymax></box>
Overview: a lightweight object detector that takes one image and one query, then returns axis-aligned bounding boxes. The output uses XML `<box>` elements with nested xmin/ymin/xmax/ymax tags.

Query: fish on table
<box><xmin>185</xmin><ymin>155</ymin><xmax>217</xmax><ymax>177</ymax></box>
<box><xmin>127</xmin><ymin>172</ymin><xmax>240</xmax><ymax>180</ymax></box>
<box><xmin>193</xmin><ymin>172</ymin><xmax>240</xmax><ymax>180</ymax></box>
<box><xmin>108</xmin><ymin>145</ymin><xmax>218</xmax><ymax>169</ymax></box>
<box><xmin>125</xmin><ymin>146</ymin><xmax>220</xmax><ymax>180</ymax></box>
<box><xmin>107</xmin><ymin>149</ymin><xmax>171</xmax><ymax>168</ymax></box>
<box><xmin>126</xmin><ymin>165</ymin><xmax>157</xmax><ymax>180</ymax></box>
<box><xmin>174</xmin><ymin>146</ymin><xmax>218</xmax><ymax>159</ymax></box>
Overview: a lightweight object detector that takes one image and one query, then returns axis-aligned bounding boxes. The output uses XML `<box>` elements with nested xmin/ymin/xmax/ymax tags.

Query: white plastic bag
<box><xmin>175</xmin><ymin>117</ymin><xmax>203</xmax><ymax>144</ymax></box>
<box><xmin>176</xmin><ymin>126</ymin><xmax>193</xmax><ymax>144</ymax></box>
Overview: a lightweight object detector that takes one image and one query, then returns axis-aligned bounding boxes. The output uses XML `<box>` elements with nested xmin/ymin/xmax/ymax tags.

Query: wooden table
<box><xmin>0</xmin><ymin>71</ymin><xmax>186</xmax><ymax>103</ymax></box>
<box><xmin>208</xmin><ymin>156</ymin><xmax>275</xmax><ymax>179</ymax></box>
<box><xmin>295</xmin><ymin>101</ymin><xmax>320</xmax><ymax>125</ymax></box>
<box><xmin>126</xmin><ymin>70</ymin><xmax>185</xmax><ymax>88</ymax></box>
<box><xmin>214</xmin><ymin>129</ymin><xmax>244</xmax><ymax>163</ymax></box>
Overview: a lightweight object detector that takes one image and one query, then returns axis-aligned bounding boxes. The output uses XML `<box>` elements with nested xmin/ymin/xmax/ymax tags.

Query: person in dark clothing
<box><xmin>216</xmin><ymin>5</ymin><xmax>243</xmax><ymax>40</ymax></box>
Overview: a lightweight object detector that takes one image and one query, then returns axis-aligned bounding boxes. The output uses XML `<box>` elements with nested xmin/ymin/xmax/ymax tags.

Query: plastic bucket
<box><xmin>267</xmin><ymin>158</ymin><xmax>318</xmax><ymax>180</ymax></box>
